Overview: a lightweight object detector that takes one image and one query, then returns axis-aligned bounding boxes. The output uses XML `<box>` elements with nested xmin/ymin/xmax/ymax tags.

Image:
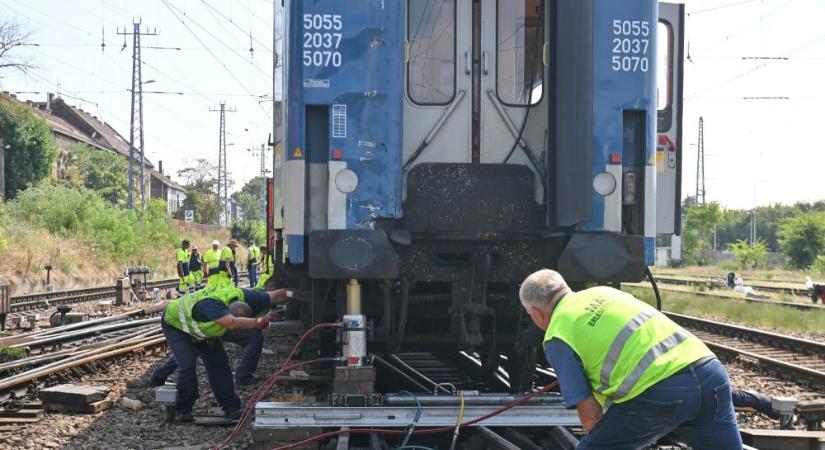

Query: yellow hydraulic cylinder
<box><xmin>346</xmin><ymin>278</ymin><xmax>362</xmax><ymax>315</ymax></box>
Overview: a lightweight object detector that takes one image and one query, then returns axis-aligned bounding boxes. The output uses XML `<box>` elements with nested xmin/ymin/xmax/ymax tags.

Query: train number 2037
<box><xmin>611</xmin><ymin>19</ymin><xmax>650</xmax><ymax>72</ymax></box>
<box><xmin>303</xmin><ymin>14</ymin><xmax>343</xmax><ymax>68</ymax></box>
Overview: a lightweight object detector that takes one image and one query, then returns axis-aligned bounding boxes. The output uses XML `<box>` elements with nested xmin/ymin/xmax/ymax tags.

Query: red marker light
<box><xmin>610</xmin><ymin>153</ymin><xmax>622</xmax><ymax>164</ymax></box>
<box><xmin>332</xmin><ymin>148</ymin><xmax>343</xmax><ymax>160</ymax></box>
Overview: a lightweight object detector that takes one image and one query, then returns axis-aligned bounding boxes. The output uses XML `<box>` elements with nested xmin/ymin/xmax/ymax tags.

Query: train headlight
<box><xmin>593</xmin><ymin>172</ymin><xmax>617</xmax><ymax>196</ymax></box>
<box><xmin>335</xmin><ymin>168</ymin><xmax>359</xmax><ymax>193</ymax></box>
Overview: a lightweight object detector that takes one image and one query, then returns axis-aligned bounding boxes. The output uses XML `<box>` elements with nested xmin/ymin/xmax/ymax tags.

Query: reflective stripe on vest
<box><xmin>545</xmin><ymin>287</ymin><xmax>714</xmax><ymax>407</ymax></box>
<box><xmin>597</xmin><ymin>309</ymin><xmax>658</xmax><ymax>392</ymax></box>
<box><xmin>164</xmin><ymin>287</ymin><xmax>245</xmax><ymax>340</ymax></box>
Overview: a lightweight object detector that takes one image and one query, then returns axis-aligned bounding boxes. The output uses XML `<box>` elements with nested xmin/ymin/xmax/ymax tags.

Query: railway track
<box><xmin>7</xmin><ymin>272</ymin><xmax>249</xmax><ymax>313</ymax></box>
<box><xmin>629</xmin><ymin>282</ymin><xmax>825</xmax><ymax>311</ymax></box>
<box><xmin>668</xmin><ymin>312</ymin><xmax>825</xmax><ymax>390</ymax></box>
<box><xmin>0</xmin><ymin>303</ymin><xmax>168</xmax><ymax>395</ymax></box>
<box><xmin>654</xmin><ymin>276</ymin><xmax>811</xmax><ymax>299</ymax></box>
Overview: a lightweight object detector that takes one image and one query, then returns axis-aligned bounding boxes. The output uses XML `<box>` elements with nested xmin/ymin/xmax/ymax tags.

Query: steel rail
<box><xmin>668</xmin><ymin>312</ymin><xmax>825</xmax><ymax>387</ymax></box>
<box><xmin>654</xmin><ymin>276</ymin><xmax>810</xmax><ymax>298</ymax></box>
<box><xmin>630</xmin><ymin>283</ymin><xmax>824</xmax><ymax>311</ymax></box>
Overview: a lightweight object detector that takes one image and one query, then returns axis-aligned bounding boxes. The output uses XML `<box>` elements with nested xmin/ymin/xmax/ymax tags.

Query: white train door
<box><xmin>402</xmin><ymin>0</ymin><xmax>472</xmax><ymax>171</ymax></box>
<box><xmin>478</xmin><ymin>0</ymin><xmax>548</xmax><ymax>201</ymax></box>
<box><xmin>656</xmin><ymin>2</ymin><xmax>685</xmax><ymax>235</ymax></box>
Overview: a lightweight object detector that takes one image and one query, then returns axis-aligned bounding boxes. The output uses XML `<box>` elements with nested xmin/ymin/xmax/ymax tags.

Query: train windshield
<box><xmin>497</xmin><ymin>0</ymin><xmax>544</xmax><ymax>106</ymax></box>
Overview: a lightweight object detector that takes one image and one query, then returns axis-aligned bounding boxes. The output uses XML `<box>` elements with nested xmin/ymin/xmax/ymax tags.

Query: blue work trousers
<box><xmin>231</xmin><ymin>265</ymin><xmax>239</xmax><ymax>287</ymax></box>
<box><xmin>153</xmin><ymin>328</ymin><xmax>264</xmax><ymax>382</ymax></box>
<box><xmin>248</xmin><ymin>263</ymin><xmax>258</xmax><ymax>288</ymax></box>
<box><xmin>578</xmin><ymin>358</ymin><xmax>742</xmax><ymax>450</ymax></box>
<box><xmin>156</xmin><ymin>321</ymin><xmax>241</xmax><ymax>414</ymax></box>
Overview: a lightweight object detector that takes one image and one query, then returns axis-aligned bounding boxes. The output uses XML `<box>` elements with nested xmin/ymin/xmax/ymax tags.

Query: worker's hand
<box><xmin>269</xmin><ymin>288</ymin><xmax>292</xmax><ymax>304</ymax></box>
<box><xmin>576</xmin><ymin>396</ymin><xmax>603</xmax><ymax>433</ymax></box>
<box><xmin>255</xmin><ymin>315</ymin><xmax>270</xmax><ymax>330</ymax></box>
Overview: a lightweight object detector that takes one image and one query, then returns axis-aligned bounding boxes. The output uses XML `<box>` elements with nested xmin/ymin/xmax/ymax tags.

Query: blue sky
<box><xmin>1</xmin><ymin>0</ymin><xmax>823</xmax><ymax>209</ymax></box>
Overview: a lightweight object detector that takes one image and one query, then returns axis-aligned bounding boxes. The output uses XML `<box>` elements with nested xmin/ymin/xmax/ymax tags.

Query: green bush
<box><xmin>3</xmin><ymin>185</ymin><xmax>180</xmax><ymax>263</ymax></box>
<box><xmin>811</xmin><ymin>255</ymin><xmax>825</xmax><ymax>276</ymax></box>
<box><xmin>728</xmin><ymin>239</ymin><xmax>768</xmax><ymax>270</ymax></box>
<box><xmin>779</xmin><ymin>212</ymin><xmax>825</xmax><ymax>269</ymax></box>
<box><xmin>0</xmin><ymin>346</ymin><xmax>26</xmax><ymax>363</ymax></box>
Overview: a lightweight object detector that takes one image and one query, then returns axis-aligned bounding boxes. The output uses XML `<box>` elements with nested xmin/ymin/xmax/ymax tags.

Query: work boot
<box><xmin>176</xmin><ymin>411</ymin><xmax>194</xmax><ymax>423</ymax></box>
<box><xmin>224</xmin><ymin>408</ymin><xmax>242</xmax><ymax>420</ymax></box>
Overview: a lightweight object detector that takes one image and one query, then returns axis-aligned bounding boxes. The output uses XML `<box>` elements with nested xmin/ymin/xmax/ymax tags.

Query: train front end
<box><xmin>273</xmin><ymin>0</ymin><xmax>682</xmax><ymax>390</ymax></box>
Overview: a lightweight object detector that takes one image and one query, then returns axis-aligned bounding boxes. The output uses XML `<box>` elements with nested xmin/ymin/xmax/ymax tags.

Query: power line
<box><xmin>159</xmin><ymin>0</ymin><xmax>267</xmax><ymax>106</ymax></box>
<box><xmin>199</xmin><ymin>0</ymin><xmax>273</xmax><ymax>53</ymax></box>
<box><xmin>160</xmin><ymin>0</ymin><xmax>270</xmax><ymax>79</ymax></box>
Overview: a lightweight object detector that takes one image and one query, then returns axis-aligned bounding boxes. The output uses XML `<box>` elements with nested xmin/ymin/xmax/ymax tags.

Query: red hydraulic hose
<box><xmin>211</xmin><ymin>322</ymin><xmax>342</xmax><ymax>450</ymax></box>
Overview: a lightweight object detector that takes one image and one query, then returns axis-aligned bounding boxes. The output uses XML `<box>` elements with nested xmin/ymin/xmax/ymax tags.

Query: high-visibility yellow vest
<box><xmin>203</xmin><ymin>248</ymin><xmax>221</xmax><ymax>270</ymax></box>
<box><xmin>248</xmin><ymin>245</ymin><xmax>260</xmax><ymax>262</ymax></box>
<box><xmin>163</xmin><ymin>287</ymin><xmax>245</xmax><ymax>340</ymax></box>
<box><xmin>176</xmin><ymin>248</ymin><xmax>190</xmax><ymax>275</ymax></box>
<box><xmin>545</xmin><ymin>286</ymin><xmax>713</xmax><ymax>408</ymax></box>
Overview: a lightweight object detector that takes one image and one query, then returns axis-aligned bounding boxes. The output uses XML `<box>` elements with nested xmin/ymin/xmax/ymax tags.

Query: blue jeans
<box><xmin>153</xmin><ymin>328</ymin><xmax>264</xmax><ymax>382</ymax></box>
<box><xmin>579</xmin><ymin>358</ymin><xmax>742</xmax><ymax>450</ymax></box>
<box><xmin>155</xmin><ymin>321</ymin><xmax>241</xmax><ymax>414</ymax></box>
<box><xmin>248</xmin><ymin>263</ymin><xmax>258</xmax><ymax>288</ymax></box>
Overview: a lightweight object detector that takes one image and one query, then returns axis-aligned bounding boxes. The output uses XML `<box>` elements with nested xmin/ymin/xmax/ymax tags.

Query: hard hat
<box><xmin>212</xmin><ymin>240</ymin><xmax>220</xmax><ymax>246</ymax></box>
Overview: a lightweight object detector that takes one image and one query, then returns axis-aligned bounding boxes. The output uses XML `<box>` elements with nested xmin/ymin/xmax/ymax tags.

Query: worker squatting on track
<box><xmin>519</xmin><ymin>269</ymin><xmax>743</xmax><ymax>450</ymax></box>
<box><xmin>150</xmin><ymin>285</ymin><xmax>292</xmax><ymax>422</ymax></box>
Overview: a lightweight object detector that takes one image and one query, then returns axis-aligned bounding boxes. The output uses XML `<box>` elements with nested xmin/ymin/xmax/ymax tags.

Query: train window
<box><xmin>657</xmin><ymin>21</ymin><xmax>672</xmax><ymax>111</ymax></box>
<box><xmin>497</xmin><ymin>0</ymin><xmax>544</xmax><ymax>106</ymax></box>
<box><xmin>407</xmin><ymin>0</ymin><xmax>457</xmax><ymax>105</ymax></box>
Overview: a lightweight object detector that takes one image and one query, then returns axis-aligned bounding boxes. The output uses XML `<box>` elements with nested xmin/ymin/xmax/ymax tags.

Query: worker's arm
<box><xmin>576</xmin><ymin>396</ymin><xmax>603</xmax><ymax>432</ymax></box>
<box><xmin>544</xmin><ymin>339</ymin><xmax>601</xmax><ymax>430</ymax></box>
<box><xmin>177</xmin><ymin>262</ymin><xmax>184</xmax><ymax>278</ymax></box>
<box><xmin>214</xmin><ymin>314</ymin><xmax>268</xmax><ymax>330</ymax></box>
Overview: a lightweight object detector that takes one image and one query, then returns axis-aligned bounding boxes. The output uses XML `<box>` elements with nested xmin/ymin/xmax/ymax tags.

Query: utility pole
<box><xmin>696</xmin><ymin>117</ymin><xmax>706</xmax><ymax>204</ymax></box>
<box><xmin>210</xmin><ymin>102</ymin><xmax>235</xmax><ymax>226</ymax></box>
<box><xmin>0</xmin><ymin>138</ymin><xmax>5</xmax><ymax>202</ymax></box>
<box><xmin>118</xmin><ymin>20</ymin><xmax>157</xmax><ymax>209</ymax></box>
<box><xmin>259</xmin><ymin>144</ymin><xmax>267</xmax><ymax>221</ymax></box>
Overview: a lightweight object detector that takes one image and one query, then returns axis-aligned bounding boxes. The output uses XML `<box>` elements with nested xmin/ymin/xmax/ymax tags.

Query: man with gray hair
<box><xmin>519</xmin><ymin>269</ymin><xmax>741</xmax><ymax>450</ymax></box>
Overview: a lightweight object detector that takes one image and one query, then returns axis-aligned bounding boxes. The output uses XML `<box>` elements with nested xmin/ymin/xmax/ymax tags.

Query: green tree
<box><xmin>728</xmin><ymin>239</ymin><xmax>768</xmax><ymax>270</ymax></box>
<box><xmin>778</xmin><ymin>212</ymin><xmax>825</xmax><ymax>269</ymax></box>
<box><xmin>681</xmin><ymin>202</ymin><xmax>722</xmax><ymax>265</ymax></box>
<box><xmin>177</xmin><ymin>159</ymin><xmax>228</xmax><ymax>224</ymax></box>
<box><xmin>64</xmin><ymin>143</ymin><xmax>127</xmax><ymax>206</ymax></box>
<box><xmin>0</xmin><ymin>97</ymin><xmax>58</xmax><ymax>198</ymax></box>
<box><xmin>231</xmin><ymin>176</ymin><xmax>266</xmax><ymax>220</ymax></box>
<box><xmin>231</xmin><ymin>219</ymin><xmax>266</xmax><ymax>245</ymax></box>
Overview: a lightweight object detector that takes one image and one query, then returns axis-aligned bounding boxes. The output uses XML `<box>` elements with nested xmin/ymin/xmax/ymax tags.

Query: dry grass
<box><xmin>626</xmin><ymin>286</ymin><xmax>825</xmax><ymax>335</ymax></box>
<box><xmin>0</xmin><ymin>221</ymin><xmax>232</xmax><ymax>295</ymax></box>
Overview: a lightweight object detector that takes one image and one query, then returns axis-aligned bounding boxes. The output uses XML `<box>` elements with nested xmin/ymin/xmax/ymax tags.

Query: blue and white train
<box><xmin>269</xmin><ymin>0</ymin><xmax>685</xmax><ymax>390</ymax></box>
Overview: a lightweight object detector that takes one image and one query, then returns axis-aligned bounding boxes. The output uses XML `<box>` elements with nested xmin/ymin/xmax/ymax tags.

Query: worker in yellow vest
<box><xmin>151</xmin><ymin>286</ymin><xmax>290</xmax><ymax>422</ymax></box>
<box><xmin>254</xmin><ymin>245</ymin><xmax>275</xmax><ymax>290</ymax></box>
<box><xmin>206</xmin><ymin>240</ymin><xmax>238</xmax><ymax>288</ymax></box>
<box><xmin>518</xmin><ymin>269</ymin><xmax>742</xmax><ymax>450</ymax></box>
<box><xmin>189</xmin><ymin>246</ymin><xmax>204</xmax><ymax>288</ymax></box>
<box><xmin>203</xmin><ymin>240</ymin><xmax>221</xmax><ymax>287</ymax></box>
<box><xmin>175</xmin><ymin>240</ymin><xmax>193</xmax><ymax>294</ymax></box>
<box><xmin>247</xmin><ymin>241</ymin><xmax>260</xmax><ymax>287</ymax></box>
